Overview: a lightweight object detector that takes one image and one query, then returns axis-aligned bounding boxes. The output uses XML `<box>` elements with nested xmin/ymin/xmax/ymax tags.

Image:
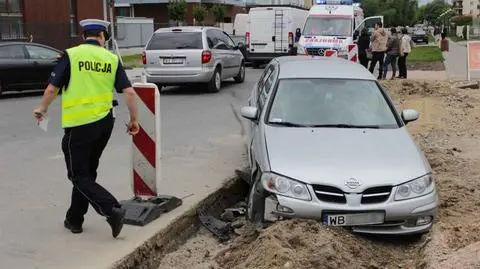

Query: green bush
<box><xmin>452</xmin><ymin>15</ymin><xmax>473</xmax><ymax>26</ymax></box>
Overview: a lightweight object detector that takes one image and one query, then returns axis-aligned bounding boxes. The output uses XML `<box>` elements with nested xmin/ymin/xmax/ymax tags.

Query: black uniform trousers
<box><xmin>398</xmin><ymin>53</ymin><xmax>409</xmax><ymax>78</ymax></box>
<box><xmin>62</xmin><ymin>111</ymin><xmax>120</xmax><ymax>226</ymax></box>
<box><xmin>369</xmin><ymin>51</ymin><xmax>385</xmax><ymax>79</ymax></box>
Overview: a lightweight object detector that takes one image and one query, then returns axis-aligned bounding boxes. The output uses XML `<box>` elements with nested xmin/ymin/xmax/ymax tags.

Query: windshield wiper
<box><xmin>269</xmin><ymin>121</ymin><xmax>311</xmax><ymax>127</ymax></box>
<box><xmin>175</xmin><ymin>45</ymin><xmax>194</xmax><ymax>49</ymax></box>
<box><xmin>310</xmin><ymin>124</ymin><xmax>380</xmax><ymax>129</ymax></box>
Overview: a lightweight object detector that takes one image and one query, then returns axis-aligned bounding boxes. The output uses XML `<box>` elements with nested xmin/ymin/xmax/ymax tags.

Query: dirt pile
<box><xmin>215</xmin><ymin>220</ymin><xmax>421</xmax><ymax>269</ymax></box>
<box><xmin>158</xmin><ymin>80</ymin><xmax>480</xmax><ymax>269</ymax></box>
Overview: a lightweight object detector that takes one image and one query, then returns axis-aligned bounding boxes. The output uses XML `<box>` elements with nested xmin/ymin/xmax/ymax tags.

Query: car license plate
<box><xmin>163</xmin><ymin>58</ymin><xmax>184</xmax><ymax>64</ymax></box>
<box><xmin>417</xmin><ymin>39</ymin><xmax>423</xmax><ymax>41</ymax></box>
<box><xmin>322</xmin><ymin>212</ymin><xmax>384</xmax><ymax>226</ymax></box>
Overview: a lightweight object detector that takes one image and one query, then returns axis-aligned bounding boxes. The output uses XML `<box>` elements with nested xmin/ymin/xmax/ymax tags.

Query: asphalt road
<box><xmin>0</xmin><ymin>68</ymin><xmax>262</xmax><ymax>268</ymax></box>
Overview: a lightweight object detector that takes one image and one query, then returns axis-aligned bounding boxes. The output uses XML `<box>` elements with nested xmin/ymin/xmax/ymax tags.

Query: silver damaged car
<box><xmin>241</xmin><ymin>56</ymin><xmax>438</xmax><ymax>235</ymax></box>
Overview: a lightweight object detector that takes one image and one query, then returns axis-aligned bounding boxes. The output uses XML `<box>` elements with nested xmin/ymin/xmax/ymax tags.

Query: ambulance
<box><xmin>296</xmin><ymin>0</ymin><xmax>383</xmax><ymax>59</ymax></box>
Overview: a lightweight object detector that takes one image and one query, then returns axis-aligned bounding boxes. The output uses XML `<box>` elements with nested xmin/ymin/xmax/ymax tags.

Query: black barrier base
<box><xmin>120</xmin><ymin>195</ymin><xmax>182</xmax><ymax>226</ymax></box>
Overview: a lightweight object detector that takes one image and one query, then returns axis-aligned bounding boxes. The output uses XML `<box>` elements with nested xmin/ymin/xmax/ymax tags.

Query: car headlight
<box><xmin>261</xmin><ymin>172</ymin><xmax>311</xmax><ymax>201</ymax></box>
<box><xmin>394</xmin><ymin>174</ymin><xmax>435</xmax><ymax>201</ymax></box>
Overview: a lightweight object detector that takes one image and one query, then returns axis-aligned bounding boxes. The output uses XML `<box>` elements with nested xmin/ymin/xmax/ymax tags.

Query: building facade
<box><xmin>0</xmin><ymin>0</ymin><xmax>107</xmax><ymax>50</ymax></box>
<box><xmin>453</xmin><ymin>0</ymin><xmax>480</xmax><ymax>17</ymax></box>
<box><xmin>115</xmin><ymin>0</ymin><xmax>246</xmax><ymax>27</ymax></box>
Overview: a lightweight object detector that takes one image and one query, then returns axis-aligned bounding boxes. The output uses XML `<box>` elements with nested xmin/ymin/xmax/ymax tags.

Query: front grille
<box><xmin>361</xmin><ymin>186</ymin><xmax>392</xmax><ymax>204</ymax></box>
<box><xmin>306</xmin><ymin>47</ymin><xmax>338</xmax><ymax>56</ymax></box>
<box><xmin>312</xmin><ymin>184</ymin><xmax>346</xmax><ymax>204</ymax></box>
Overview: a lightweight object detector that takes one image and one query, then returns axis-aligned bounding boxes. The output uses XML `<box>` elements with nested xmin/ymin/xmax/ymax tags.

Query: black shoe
<box><xmin>107</xmin><ymin>207</ymin><xmax>126</xmax><ymax>238</ymax></box>
<box><xmin>64</xmin><ymin>220</ymin><xmax>83</xmax><ymax>234</ymax></box>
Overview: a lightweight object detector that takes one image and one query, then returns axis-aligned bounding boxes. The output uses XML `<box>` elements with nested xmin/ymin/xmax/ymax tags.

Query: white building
<box><xmin>453</xmin><ymin>0</ymin><xmax>480</xmax><ymax>17</ymax></box>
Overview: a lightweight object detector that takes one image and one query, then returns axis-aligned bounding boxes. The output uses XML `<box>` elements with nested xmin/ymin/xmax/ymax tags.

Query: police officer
<box><xmin>32</xmin><ymin>19</ymin><xmax>139</xmax><ymax>238</ymax></box>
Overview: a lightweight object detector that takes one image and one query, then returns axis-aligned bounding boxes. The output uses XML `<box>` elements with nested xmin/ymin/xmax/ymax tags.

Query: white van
<box><xmin>233</xmin><ymin>13</ymin><xmax>248</xmax><ymax>36</ymax></box>
<box><xmin>245</xmin><ymin>6</ymin><xmax>308</xmax><ymax>68</ymax></box>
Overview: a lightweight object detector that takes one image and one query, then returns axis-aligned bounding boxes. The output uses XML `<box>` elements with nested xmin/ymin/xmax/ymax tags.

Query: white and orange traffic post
<box><xmin>120</xmin><ymin>76</ymin><xmax>182</xmax><ymax>226</ymax></box>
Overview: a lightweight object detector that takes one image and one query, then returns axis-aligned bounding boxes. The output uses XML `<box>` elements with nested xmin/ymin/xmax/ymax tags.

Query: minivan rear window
<box><xmin>147</xmin><ymin>32</ymin><xmax>203</xmax><ymax>50</ymax></box>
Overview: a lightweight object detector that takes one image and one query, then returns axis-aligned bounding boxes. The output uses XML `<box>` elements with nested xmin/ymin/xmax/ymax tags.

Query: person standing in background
<box><xmin>369</xmin><ymin>22</ymin><xmax>388</xmax><ymax>79</ymax></box>
<box><xmin>440</xmin><ymin>32</ymin><xmax>449</xmax><ymax>52</ymax></box>
<box><xmin>382</xmin><ymin>27</ymin><xmax>400</xmax><ymax>80</ymax></box>
<box><xmin>398</xmin><ymin>27</ymin><xmax>412</xmax><ymax>79</ymax></box>
<box><xmin>357</xmin><ymin>28</ymin><xmax>371</xmax><ymax>68</ymax></box>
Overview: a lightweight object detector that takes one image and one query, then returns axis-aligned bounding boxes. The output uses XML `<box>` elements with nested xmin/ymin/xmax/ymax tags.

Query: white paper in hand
<box><xmin>37</xmin><ymin>116</ymin><xmax>49</xmax><ymax>132</ymax></box>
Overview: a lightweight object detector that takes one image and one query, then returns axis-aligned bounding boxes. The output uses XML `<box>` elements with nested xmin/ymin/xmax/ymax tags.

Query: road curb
<box><xmin>111</xmin><ymin>171</ymin><xmax>249</xmax><ymax>269</ymax></box>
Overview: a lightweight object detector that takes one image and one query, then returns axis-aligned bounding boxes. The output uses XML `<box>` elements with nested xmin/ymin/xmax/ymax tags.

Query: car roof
<box><xmin>154</xmin><ymin>26</ymin><xmax>221</xmax><ymax>33</ymax></box>
<box><xmin>0</xmin><ymin>41</ymin><xmax>61</xmax><ymax>51</ymax></box>
<box><xmin>274</xmin><ymin>56</ymin><xmax>376</xmax><ymax>81</ymax></box>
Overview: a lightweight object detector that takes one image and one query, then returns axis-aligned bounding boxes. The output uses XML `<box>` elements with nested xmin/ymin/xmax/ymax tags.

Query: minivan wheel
<box><xmin>207</xmin><ymin>67</ymin><xmax>221</xmax><ymax>93</ymax></box>
<box><xmin>234</xmin><ymin>62</ymin><xmax>245</xmax><ymax>83</ymax></box>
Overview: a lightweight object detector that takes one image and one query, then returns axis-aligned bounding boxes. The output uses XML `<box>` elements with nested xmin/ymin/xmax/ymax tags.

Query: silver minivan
<box><xmin>143</xmin><ymin>26</ymin><xmax>246</xmax><ymax>93</ymax></box>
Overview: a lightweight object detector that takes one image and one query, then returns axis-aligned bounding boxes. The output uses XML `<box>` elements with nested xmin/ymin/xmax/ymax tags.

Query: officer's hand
<box><xmin>33</xmin><ymin>106</ymin><xmax>47</xmax><ymax>122</ymax></box>
<box><xmin>127</xmin><ymin>120</ymin><xmax>139</xmax><ymax>136</ymax></box>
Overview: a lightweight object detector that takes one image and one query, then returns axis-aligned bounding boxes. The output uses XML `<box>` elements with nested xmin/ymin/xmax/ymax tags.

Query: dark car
<box><xmin>0</xmin><ymin>41</ymin><xmax>62</xmax><ymax>95</ymax></box>
<box><xmin>412</xmin><ymin>29</ymin><xmax>428</xmax><ymax>44</ymax></box>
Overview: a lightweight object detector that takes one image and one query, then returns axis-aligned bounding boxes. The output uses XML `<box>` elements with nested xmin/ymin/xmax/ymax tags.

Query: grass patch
<box><xmin>428</xmin><ymin>34</ymin><xmax>436</xmax><ymax>43</ymax></box>
<box><xmin>121</xmin><ymin>54</ymin><xmax>143</xmax><ymax>69</ymax></box>
<box><xmin>408</xmin><ymin>46</ymin><xmax>443</xmax><ymax>62</ymax></box>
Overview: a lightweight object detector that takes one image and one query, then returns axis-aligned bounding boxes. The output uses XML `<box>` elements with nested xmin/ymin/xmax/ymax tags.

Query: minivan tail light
<box><xmin>142</xmin><ymin>51</ymin><xmax>146</xmax><ymax>65</ymax></box>
<box><xmin>246</xmin><ymin>32</ymin><xmax>250</xmax><ymax>48</ymax></box>
<box><xmin>202</xmin><ymin>50</ymin><xmax>212</xmax><ymax>64</ymax></box>
<box><xmin>288</xmin><ymin>32</ymin><xmax>293</xmax><ymax>45</ymax></box>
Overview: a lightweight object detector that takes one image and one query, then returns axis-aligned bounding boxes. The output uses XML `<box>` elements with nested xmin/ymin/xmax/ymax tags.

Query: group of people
<box><xmin>357</xmin><ymin>22</ymin><xmax>412</xmax><ymax>80</ymax></box>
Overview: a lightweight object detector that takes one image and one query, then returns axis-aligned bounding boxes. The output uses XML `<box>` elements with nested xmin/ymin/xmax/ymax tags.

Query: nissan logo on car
<box><xmin>345</xmin><ymin>178</ymin><xmax>361</xmax><ymax>189</ymax></box>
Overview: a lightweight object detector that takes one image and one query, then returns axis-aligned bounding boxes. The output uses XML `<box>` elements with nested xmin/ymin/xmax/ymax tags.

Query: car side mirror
<box><xmin>401</xmin><ymin>109</ymin><xmax>419</xmax><ymax>124</ymax></box>
<box><xmin>55</xmin><ymin>53</ymin><xmax>62</xmax><ymax>61</ymax></box>
<box><xmin>241</xmin><ymin>106</ymin><xmax>259</xmax><ymax>121</ymax></box>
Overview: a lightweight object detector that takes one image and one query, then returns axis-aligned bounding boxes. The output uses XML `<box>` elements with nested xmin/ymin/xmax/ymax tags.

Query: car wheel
<box><xmin>155</xmin><ymin>84</ymin><xmax>163</xmax><ymax>94</ymax></box>
<box><xmin>247</xmin><ymin>170</ymin><xmax>266</xmax><ymax>224</ymax></box>
<box><xmin>206</xmin><ymin>67</ymin><xmax>221</xmax><ymax>93</ymax></box>
<box><xmin>234</xmin><ymin>62</ymin><xmax>245</xmax><ymax>83</ymax></box>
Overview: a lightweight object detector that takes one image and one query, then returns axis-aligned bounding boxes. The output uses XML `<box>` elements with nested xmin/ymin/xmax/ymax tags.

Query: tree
<box><xmin>423</xmin><ymin>0</ymin><xmax>451</xmax><ymax>26</ymax></box>
<box><xmin>167</xmin><ymin>0</ymin><xmax>187</xmax><ymax>26</ymax></box>
<box><xmin>192</xmin><ymin>5</ymin><xmax>208</xmax><ymax>25</ymax></box>
<box><xmin>361</xmin><ymin>0</ymin><xmax>419</xmax><ymax>27</ymax></box>
<box><xmin>211</xmin><ymin>4</ymin><xmax>226</xmax><ymax>27</ymax></box>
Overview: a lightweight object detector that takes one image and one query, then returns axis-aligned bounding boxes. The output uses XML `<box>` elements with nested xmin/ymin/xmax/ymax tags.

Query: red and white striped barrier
<box><xmin>120</xmin><ymin>77</ymin><xmax>182</xmax><ymax>226</ymax></box>
<box><xmin>131</xmin><ymin>81</ymin><xmax>161</xmax><ymax>198</ymax></box>
<box><xmin>348</xmin><ymin>44</ymin><xmax>358</xmax><ymax>63</ymax></box>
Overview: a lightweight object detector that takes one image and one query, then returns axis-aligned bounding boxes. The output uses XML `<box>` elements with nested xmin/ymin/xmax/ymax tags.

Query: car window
<box><xmin>147</xmin><ymin>32</ymin><xmax>203</xmax><ymax>50</ymax></box>
<box><xmin>207</xmin><ymin>30</ymin><xmax>216</xmax><ymax>49</ymax></box>
<box><xmin>264</xmin><ymin>64</ymin><xmax>278</xmax><ymax>94</ymax></box>
<box><xmin>25</xmin><ymin>45</ymin><xmax>58</xmax><ymax>59</ymax></box>
<box><xmin>0</xmin><ymin>45</ymin><xmax>25</xmax><ymax>59</ymax></box>
<box><xmin>267</xmin><ymin>78</ymin><xmax>400</xmax><ymax>128</ymax></box>
<box><xmin>212</xmin><ymin>30</ymin><xmax>230</xmax><ymax>50</ymax></box>
<box><xmin>258</xmin><ymin>65</ymin><xmax>275</xmax><ymax>109</ymax></box>
<box><xmin>222</xmin><ymin>32</ymin><xmax>236</xmax><ymax>48</ymax></box>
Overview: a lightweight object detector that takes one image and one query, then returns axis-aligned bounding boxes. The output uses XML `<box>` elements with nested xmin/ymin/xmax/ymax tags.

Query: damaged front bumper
<box><xmin>263</xmin><ymin>189</ymin><xmax>438</xmax><ymax>235</ymax></box>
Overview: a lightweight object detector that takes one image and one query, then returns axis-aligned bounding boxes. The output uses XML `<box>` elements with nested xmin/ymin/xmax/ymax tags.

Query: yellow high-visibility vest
<box><xmin>62</xmin><ymin>44</ymin><xmax>118</xmax><ymax>128</ymax></box>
